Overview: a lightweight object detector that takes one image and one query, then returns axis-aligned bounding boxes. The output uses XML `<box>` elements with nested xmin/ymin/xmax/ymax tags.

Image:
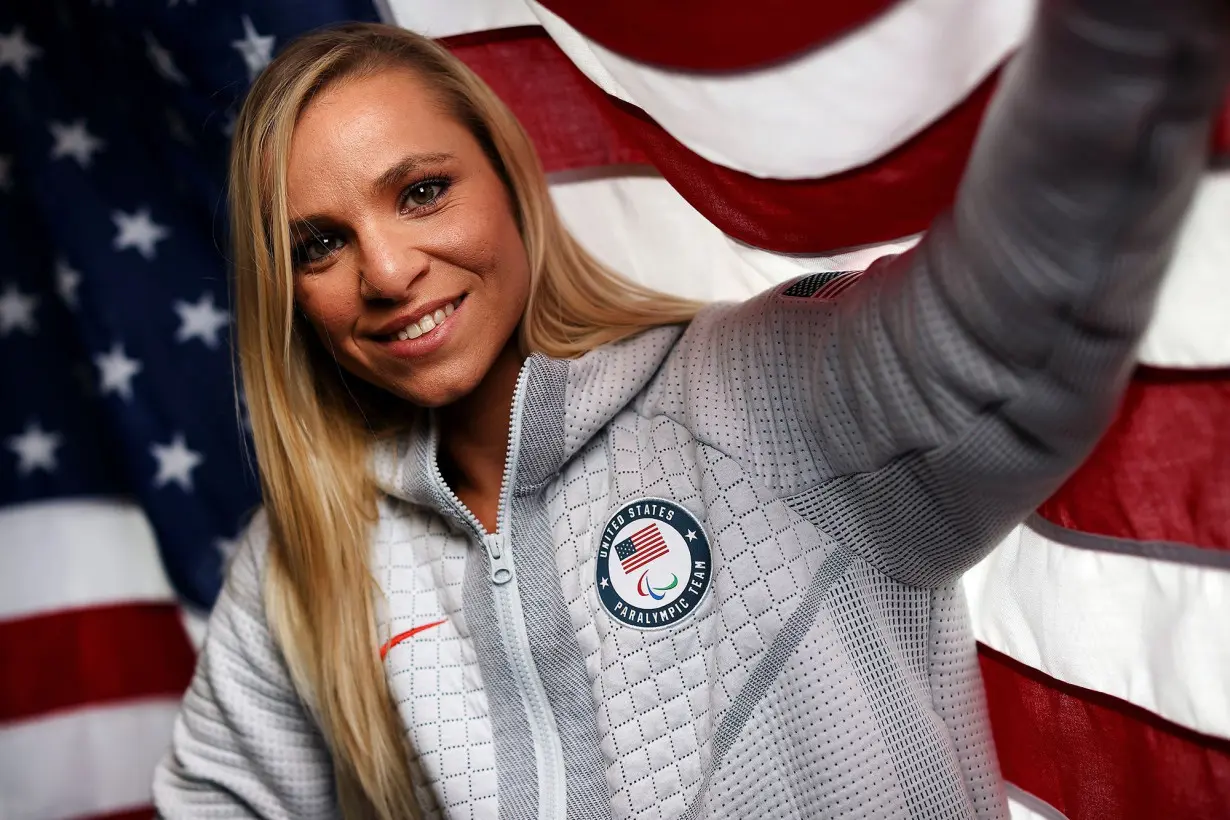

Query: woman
<box><xmin>155</xmin><ymin>0</ymin><xmax>1228</xmax><ymax>817</ymax></box>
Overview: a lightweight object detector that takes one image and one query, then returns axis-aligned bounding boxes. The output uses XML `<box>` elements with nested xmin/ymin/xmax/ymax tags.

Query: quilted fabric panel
<box><xmin>374</xmin><ymin>501</ymin><xmax>499</xmax><ymax>820</ymax></box>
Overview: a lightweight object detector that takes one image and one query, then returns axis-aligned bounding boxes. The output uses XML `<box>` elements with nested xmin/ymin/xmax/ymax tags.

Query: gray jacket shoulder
<box><xmin>153</xmin><ymin>510</ymin><xmax>340</xmax><ymax>819</ymax></box>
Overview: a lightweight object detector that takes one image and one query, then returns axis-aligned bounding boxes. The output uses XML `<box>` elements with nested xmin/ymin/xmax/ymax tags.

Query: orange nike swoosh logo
<box><xmin>379</xmin><ymin>618</ymin><xmax>448</xmax><ymax>660</ymax></box>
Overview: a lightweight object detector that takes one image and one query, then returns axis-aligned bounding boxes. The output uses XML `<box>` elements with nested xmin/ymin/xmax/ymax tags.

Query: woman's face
<box><xmin>285</xmin><ymin>66</ymin><xmax>531</xmax><ymax>408</ymax></box>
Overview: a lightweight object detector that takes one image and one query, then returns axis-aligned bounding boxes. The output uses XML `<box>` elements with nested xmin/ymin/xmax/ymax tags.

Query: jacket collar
<box><xmin>372</xmin><ymin>325</ymin><xmax>684</xmax><ymax>515</ymax></box>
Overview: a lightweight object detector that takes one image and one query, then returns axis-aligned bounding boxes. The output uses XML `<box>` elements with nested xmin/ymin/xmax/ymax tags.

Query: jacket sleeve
<box><xmin>153</xmin><ymin>513</ymin><xmax>340</xmax><ymax>818</ymax></box>
<box><xmin>661</xmin><ymin>0</ymin><xmax>1229</xmax><ymax>587</ymax></box>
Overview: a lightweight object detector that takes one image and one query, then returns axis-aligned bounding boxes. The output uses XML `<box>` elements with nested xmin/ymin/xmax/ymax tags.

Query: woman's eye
<box><xmin>293</xmin><ymin>234</ymin><xmax>345</xmax><ymax>266</ymax></box>
<box><xmin>404</xmin><ymin>180</ymin><xmax>447</xmax><ymax>209</ymax></box>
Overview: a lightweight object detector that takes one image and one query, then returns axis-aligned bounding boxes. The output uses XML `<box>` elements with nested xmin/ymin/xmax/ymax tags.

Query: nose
<box><xmin>356</xmin><ymin>226</ymin><xmax>430</xmax><ymax>302</ymax></box>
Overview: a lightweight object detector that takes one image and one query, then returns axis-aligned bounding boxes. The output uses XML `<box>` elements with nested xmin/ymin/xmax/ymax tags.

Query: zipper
<box><xmin>428</xmin><ymin>365</ymin><xmax>529</xmax><ymax>584</ymax></box>
<box><xmin>429</xmin><ymin>361</ymin><xmax>567</xmax><ymax>820</ymax></box>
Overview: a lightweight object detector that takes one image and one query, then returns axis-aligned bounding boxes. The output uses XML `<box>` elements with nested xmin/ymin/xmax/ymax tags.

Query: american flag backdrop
<box><xmin>1</xmin><ymin>1</ymin><xmax>1227</xmax><ymax>818</ymax></box>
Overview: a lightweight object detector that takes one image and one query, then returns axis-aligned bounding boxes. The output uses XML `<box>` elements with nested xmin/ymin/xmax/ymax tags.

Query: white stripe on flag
<box><xmin>527</xmin><ymin>0</ymin><xmax>1034</xmax><ymax>178</ymax></box>
<box><xmin>0</xmin><ymin>699</ymin><xmax>180</xmax><ymax>820</ymax></box>
<box><xmin>548</xmin><ymin>169</ymin><xmax>915</xmax><ymax>302</ymax></box>
<box><xmin>548</xmin><ymin>169</ymin><xmax>1230</xmax><ymax>368</ymax></box>
<box><xmin>0</xmin><ymin>499</ymin><xmax>174</xmax><ymax>621</ymax></box>
<box><xmin>963</xmin><ymin>524</ymin><xmax>1230</xmax><ymax>742</ymax></box>
<box><xmin>1139</xmin><ymin>169</ymin><xmax>1230</xmax><ymax>368</ymax></box>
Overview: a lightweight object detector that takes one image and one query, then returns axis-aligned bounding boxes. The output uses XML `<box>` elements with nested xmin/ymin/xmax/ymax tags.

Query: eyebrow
<box><xmin>287</xmin><ymin>214</ymin><xmax>335</xmax><ymax>243</ymax></box>
<box><xmin>370</xmin><ymin>151</ymin><xmax>455</xmax><ymax>198</ymax></box>
<box><xmin>285</xmin><ymin>151</ymin><xmax>456</xmax><ymax>239</ymax></box>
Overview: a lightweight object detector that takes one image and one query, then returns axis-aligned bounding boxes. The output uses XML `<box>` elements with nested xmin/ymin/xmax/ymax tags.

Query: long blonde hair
<box><xmin>229</xmin><ymin>22</ymin><xmax>701</xmax><ymax>818</ymax></box>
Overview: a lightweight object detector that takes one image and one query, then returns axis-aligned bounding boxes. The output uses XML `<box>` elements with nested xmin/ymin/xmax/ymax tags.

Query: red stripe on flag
<box><xmin>0</xmin><ymin>602</ymin><xmax>195</xmax><ymax>722</ymax></box>
<box><xmin>978</xmin><ymin>643</ymin><xmax>1230</xmax><ymax>820</ymax></box>
<box><xmin>631</xmin><ymin>523</ymin><xmax>663</xmax><ymax>544</ymax></box>
<box><xmin>596</xmin><ymin>81</ymin><xmax>995</xmax><ymax>252</ymax></box>
<box><xmin>1037</xmin><ymin>369</ymin><xmax>1230</xmax><ymax>551</ymax></box>
<box><xmin>623</xmin><ymin>544</ymin><xmax>669</xmax><ymax>574</ymax></box>
<box><xmin>446</xmin><ymin>28</ymin><xmax>648</xmax><ymax>173</ymax></box>
<box><xmin>534</xmin><ymin>0</ymin><xmax>898</xmax><ymax>70</ymax></box>
<box><xmin>448</xmin><ymin>28</ymin><xmax>999</xmax><ymax>253</ymax></box>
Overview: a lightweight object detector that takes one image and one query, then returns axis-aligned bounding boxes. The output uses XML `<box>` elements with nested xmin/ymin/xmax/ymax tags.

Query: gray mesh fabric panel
<box><xmin>696</xmin><ymin>614</ymin><xmax>914</xmax><ymax>819</ymax></box>
<box><xmin>462</xmin><ymin>522</ymin><xmax>540</xmax><ymax>820</ymax></box>
<box><xmin>926</xmin><ymin>585</ymin><xmax>1007</xmax><ymax>817</ymax></box>
<box><xmin>680</xmin><ymin>546</ymin><xmax>855</xmax><ymax>820</ymax></box>
<box><xmin>825</xmin><ymin>562</ymin><xmax>978</xmax><ymax>817</ymax></box>
<box><xmin>562</xmin><ymin>325</ymin><xmax>683</xmax><ymax>464</ymax></box>
<box><xmin>510</xmin><ymin>357</ymin><xmax>614</xmax><ymax>818</ymax></box>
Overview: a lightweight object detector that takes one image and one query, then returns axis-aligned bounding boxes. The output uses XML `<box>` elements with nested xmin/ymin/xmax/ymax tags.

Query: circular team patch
<box><xmin>596</xmin><ymin>497</ymin><xmax>712</xmax><ymax>630</ymax></box>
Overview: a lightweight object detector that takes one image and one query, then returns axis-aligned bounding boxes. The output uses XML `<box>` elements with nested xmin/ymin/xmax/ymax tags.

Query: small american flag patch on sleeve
<box><xmin>780</xmin><ymin>270</ymin><xmax>863</xmax><ymax>300</ymax></box>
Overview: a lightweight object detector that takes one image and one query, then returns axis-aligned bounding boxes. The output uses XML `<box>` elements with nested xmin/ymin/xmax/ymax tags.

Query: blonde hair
<box><xmin>229</xmin><ymin>22</ymin><xmax>701</xmax><ymax>818</ymax></box>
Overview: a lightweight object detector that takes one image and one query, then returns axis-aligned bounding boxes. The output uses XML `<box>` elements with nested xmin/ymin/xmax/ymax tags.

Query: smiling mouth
<box><xmin>381</xmin><ymin>296</ymin><xmax>465</xmax><ymax>342</ymax></box>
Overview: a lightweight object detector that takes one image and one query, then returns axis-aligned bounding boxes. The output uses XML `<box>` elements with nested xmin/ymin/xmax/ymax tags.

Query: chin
<box><xmin>385</xmin><ymin>369</ymin><xmax>484</xmax><ymax>410</ymax></box>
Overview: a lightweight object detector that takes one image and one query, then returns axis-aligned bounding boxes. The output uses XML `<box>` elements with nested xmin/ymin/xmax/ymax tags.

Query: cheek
<box><xmin>441</xmin><ymin>182</ymin><xmax>528</xmax><ymax>284</ymax></box>
<box><xmin>475</xmin><ymin>199</ymin><xmax>531</xmax><ymax>298</ymax></box>
<box><xmin>295</xmin><ymin>275</ymin><xmax>356</xmax><ymax>342</ymax></box>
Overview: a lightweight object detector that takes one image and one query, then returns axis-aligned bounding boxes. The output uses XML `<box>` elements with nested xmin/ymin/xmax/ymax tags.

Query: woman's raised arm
<box><xmin>669</xmin><ymin>0</ymin><xmax>1228</xmax><ymax>586</ymax></box>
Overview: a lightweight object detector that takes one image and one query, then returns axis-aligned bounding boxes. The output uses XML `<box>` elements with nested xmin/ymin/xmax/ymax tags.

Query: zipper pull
<box><xmin>484</xmin><ymin>534</ymin><xmax>514</xmax><ymax>585</ymax></box>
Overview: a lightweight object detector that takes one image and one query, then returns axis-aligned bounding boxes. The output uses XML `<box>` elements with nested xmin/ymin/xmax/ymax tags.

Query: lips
<box><xmin>372</xmin><ymin>295</ymin><xmax>465</xmax><ymax>340</ymax></box>
<box><xmin>368</xmin><ymin>293</ymin><xmax>467</xmax><ymax>361</ymax></box>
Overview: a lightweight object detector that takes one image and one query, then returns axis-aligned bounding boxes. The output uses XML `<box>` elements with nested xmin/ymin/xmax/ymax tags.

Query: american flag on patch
<box><xmin>781</xmin><ymin>270</ymin><xmax>863</xmax><ymax>300</ymax></box>
<box><xmin>614</xmin><ymin>522</ymin><xmax>670</xmax><ymax>574</ymax></box>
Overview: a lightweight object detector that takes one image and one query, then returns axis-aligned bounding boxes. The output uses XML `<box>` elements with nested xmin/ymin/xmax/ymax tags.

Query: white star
<box><xmin>174</xmin><ymin>292</ymin><xmax>230</xmax><ymax>348</ymax></box>
<box><xmin>0</xmin><ymin>283</ymin><xmax>37</xmax><ymax>336</ymax></box>
<box><xmin>56</xmin><ymin>258</ymin><xmax>81</xmax><ymax>308</ymax></box>
<box><xmin>0</xmin><ymin>155</ymin><xmax>12</xmax><ymax>191</ymax></box>
<box><xmin>686</xmin><ymin>529</ymin><xmax>698</xmax><ymax>542</ymax></box>
<box><xmin>95</xmin><ymin>342</ymin><xmax>143</xmax><ymax>400</ymax></box>
<box><xmin>49</xmin><ymin>120</ymin><xmax>105</xmax><ymax>168</ymax></box>
<box><xmin>151</xmin><ymin>433</ymin><xmax>203</xmax><ymax>491</ymax></box>
<box><xmin>0</xmin><ymin>27</ymin><xmax>42</xmax><ymax>78</ymax></box>
<box><xmin>599</xmin><ymin>577</ymin><xmax>609</xmax><ymax>589</ymax></box>
<box><xmin>145</xmin><ymin>31</ymin><xmax>186</xmax><ymax>85</ymax></box>
<box><xmin>232</xmin><ymin>16</ymin><xmax>274</xmax><ymax>81</ymax></box>
<box><xmin>7</xmin><ymin>422</ymin><xmax>62</xmax><ymax>475</ymax></box>
<box><xmin>112</xmin><ymin>208</ymin><xmax>170</xmax><ymax>260</ymax></box>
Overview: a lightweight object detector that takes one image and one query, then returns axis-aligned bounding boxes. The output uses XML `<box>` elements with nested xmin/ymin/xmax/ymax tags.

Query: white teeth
<box><xmin>391</xmin><ymin>298</ymin><xmax>463</xmax><ymax>342</ymax></box>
